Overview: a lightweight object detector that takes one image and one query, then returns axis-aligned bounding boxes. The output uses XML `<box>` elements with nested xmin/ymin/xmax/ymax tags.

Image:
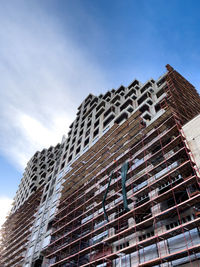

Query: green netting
<box><xmin>102</xmin><ymin>161</ymin><xmax>130</xmax><ymax>222</ymax></box>
<box><xmin>102</xmin><ymin>172</ymin><xmax>113</xmax><ymax>222</ymax></box>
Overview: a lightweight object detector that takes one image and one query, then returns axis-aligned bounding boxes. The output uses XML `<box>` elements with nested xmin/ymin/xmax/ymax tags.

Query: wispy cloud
<box><xmin>0</xmin><ymin>1</ymin><xmax>109</xmax><ymax>170</ymax></box>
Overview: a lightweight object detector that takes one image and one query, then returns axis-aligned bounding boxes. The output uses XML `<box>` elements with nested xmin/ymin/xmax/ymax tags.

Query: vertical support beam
<box><xmin>121</xmin><ymin>162</ymin><xmax>130</xmax><ymax>212</ymax></box>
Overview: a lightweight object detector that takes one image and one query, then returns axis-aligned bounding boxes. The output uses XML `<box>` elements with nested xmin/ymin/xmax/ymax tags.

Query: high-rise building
<box><xmin>0</xmin><ymin>144</ymin><xmax>63</xmax><ymax>267</ymax></box>
<box><xmin>1</xmin><ymin>65</ymin><xmax>200</xmax><ymax>267</ymax></box>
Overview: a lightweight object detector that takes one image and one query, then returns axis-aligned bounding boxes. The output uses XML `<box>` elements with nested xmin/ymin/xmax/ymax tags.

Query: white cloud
<box><xmin>0</xmin><ymin>1</ymin><xmax>109</xmax><ymax>170</ymax></box>
<box><xmin>0</xmin><ymin>197</ymin><xmax>13</xmax><ymax>228</ymax></box>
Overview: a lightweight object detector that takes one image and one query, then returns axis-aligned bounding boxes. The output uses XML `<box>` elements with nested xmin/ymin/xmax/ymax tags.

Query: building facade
<box><xmin>0</xmin><ymin>144</ymin><xmax>64</xmax><ymax>267</ymax></box>
<box><xmin>1</xmin><ymin>65</ymin><xmax>200</xmax><ymax>267</ymax></box>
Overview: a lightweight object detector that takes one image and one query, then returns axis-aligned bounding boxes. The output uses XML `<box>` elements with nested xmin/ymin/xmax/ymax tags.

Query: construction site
<box><xmin>1</xmin><ymin>65</ymin><xmax>200</xmax><ymax>267</ymax></box>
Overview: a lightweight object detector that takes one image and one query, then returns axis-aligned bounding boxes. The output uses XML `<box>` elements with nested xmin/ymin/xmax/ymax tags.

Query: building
<box><xmin>1</xmin><ymin>64</ymin><xmax>200</xmax><ymax>267</ymax></box>
<box><xmin>0</xmin><ymin>144</ymin><xmax>63</xmax><ymax>267</ymax></box>
<box><xmin>12</xmin><ymin>144</ymin><xmax>63</xmax><ymax>213</ymax></box>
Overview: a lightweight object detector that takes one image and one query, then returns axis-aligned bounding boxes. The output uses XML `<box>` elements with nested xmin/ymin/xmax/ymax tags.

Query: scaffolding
<box><xmin>43</xmin><ymin>65</ymin><xmax>200</xmax><ymax>267</ymax></box>
<box><xmin>0</xmin><ymin>187</ymin><xmax>44</xmax><ymax>267</ymax></box>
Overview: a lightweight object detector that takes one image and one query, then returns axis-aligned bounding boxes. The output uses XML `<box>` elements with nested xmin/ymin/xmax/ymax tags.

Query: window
<box><xmin>85</xmin><ymin>129</ymin><xmax>90</xmax><ymax>138</ymax></box>
<box><xmin>96</xmin><ymin>100</ymin><xmax>105</xmax><ymax>112</ymax></box>
<box><xmin>139</xmin><ymin>231</ymin><xmax>154</xmax><ymax>242</ymax></box>
<box><xmin>155</xmin><ymin>103</ymin><xmax>161</xmax><ymax>113</ymax></box>
<box><xmin>77</xmin><ymin>137</ymin><xmax>82</xmax><ymax>146</ymax></box>
<box><xmin>103</xmin><ymin>114</ymin><xmax>115</xmax><ymax>128</ymax></box>
<box><xmin>62</xmin><ymin>152</ymin><xmax>67</xmax><ymax>161</ymax></box>
<box><xmin>103</xmin><ymin>91</ymin><xmax>111</xmax><ymax>100</ymax></box>
<box><xmin>74</xmin><ymin>129</ymin><xmax>77</xmax><ymax>136</ymax></box>
<box><xmin>104</xmin><ymin>106</ymin><xmax>115</xmax><ymax>118</ymax></box>
<box><xmin>72</xmin><ymin>137</ymin><xmax>76</xmax><ymax>145</ymax></box>
<box><xmin>116</xmin><ymin>241</ymin><xmax>129</xmax><ymax>251</ymax></box>
<box><xmin>87</xmin><ymin>121</ymin><xmax>91</xmax><ymax>129</ymax></box>
<box><xmin>166</xmin><ymin>215</ymin><xmax>192</xmax><ymax>231</ymax></box>
<box><xmin>45</xmin><ymin>184</ymin><xmax>50</xmax><ymax>192</ymax></box>
<box><xmin>68</xmin><ymin>154</ymin><xmax>72</xmax><ymax>163</ymax></box>
<box><xmin>60</xmin><ymin>161</ymin><xmax>65</xmax><ymax>170</ymax></box>
<box><xmin>84</xmin><ymin>138</ymin><xmax>89</xmax><ymax>147</ymax></box>
<box><xmin>80</xmin><ymin>121</ymin><xmax>84</xmax><ymax>129</ymax></box>
<box><xmin>79</xmin><ymin>129</ymin><xmax>83</xmax><ymax>137</ymax></box>
<box><xmin>138</xmin><ymin>92</ymin><xmax>151</xmax><ymax>106</ymax></box>
<box><xmin>156</xmin><ymin>87</ymin><xmax>165</xmax><ymax>99</ymax></box>
<box><xmin>93</xmin><ymin>128</ymin><xmax>99</xmax><ymax>138</ymax></box>
<box><xmin>42</xmin><ymin>194</ymin><xmax>47</xmax><ymax>203</ymax></box>
<box><xmin>94</xmin><ymin>119</ymin><xmax>99</xmax><ymax>129</ymax></box>
<box><xmin>76</xmin><ymin>146</ymin><xmax>81</xmax><ymax>155</ymax></box>
<box><xmin>114</xmin><ymin>112</ymin><xmax>128</xmax><ymax>124</ymax></box>
<box><xmin>49</xmin><ymin>188</ymin><xmax>54</xmax><ymax>197</ymax></box>
<box><xmin>95</xmin><ymin>107</ymin><xmax>105</xmax><ymax>119</ymax></box>
<box><xmin>70</xmin><ymin>145</ymin><xmax>74</xmax><ymax>154</ymax></box>
<box><xmin>140</xmin><ymin>82</ymin><xmax>151</xmax><ymax>94</ymax></box>
<box><xmin>125</xmin><ymin>88</ymin><xmax>136</xmax><ymax>99</ymax></box>
<box><xmin>157</xmin><ymin>77</ymin><xmax>165</xmax><ymax>87</ymax></box>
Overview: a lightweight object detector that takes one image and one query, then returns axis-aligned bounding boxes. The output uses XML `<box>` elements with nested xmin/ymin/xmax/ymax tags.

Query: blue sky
<box><xmin>0</xmin><ymin>0</ymin><xmax>200</xmax><ymax>223</ymax></box>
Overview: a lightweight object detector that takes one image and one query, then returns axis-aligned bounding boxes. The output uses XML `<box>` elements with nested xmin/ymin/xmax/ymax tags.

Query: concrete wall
<box><xmin>183</xmin><ymin>114</ymin><xmax>200</xmax><ymax>170</ymax></box>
